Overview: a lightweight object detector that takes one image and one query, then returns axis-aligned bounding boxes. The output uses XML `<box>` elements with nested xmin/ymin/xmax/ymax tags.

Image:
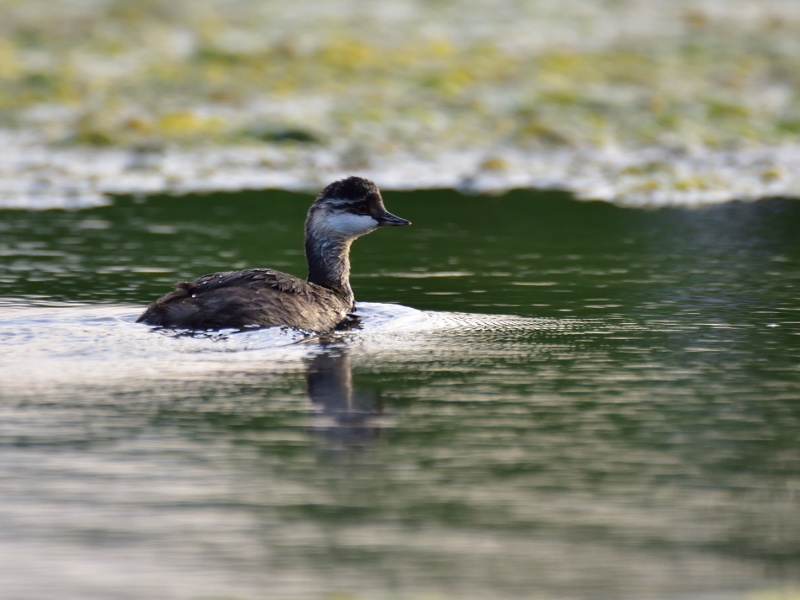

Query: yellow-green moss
<box><xmin>2</xmin><ymin>0</ymin><xmax>800</xmax><ymax>154</ymax></box>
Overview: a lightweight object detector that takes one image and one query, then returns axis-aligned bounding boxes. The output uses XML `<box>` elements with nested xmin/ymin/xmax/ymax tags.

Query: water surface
<box><xmin>1</xmin><ymin>189</ymin><xmax>799</xmax><ymax>600</ymax></box>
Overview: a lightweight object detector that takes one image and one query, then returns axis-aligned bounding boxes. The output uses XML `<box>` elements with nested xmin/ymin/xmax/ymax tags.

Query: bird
<box><xmin>137</xmin><ymin>176</ymin><xmax>410</xmax><ymax>332</ymax></box>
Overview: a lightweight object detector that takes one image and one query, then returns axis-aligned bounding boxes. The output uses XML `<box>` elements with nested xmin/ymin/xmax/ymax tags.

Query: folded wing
<box><xmin>137</xmin><ymin>269</ymin><xmax>350</xmax><ymax>331</ymax></box>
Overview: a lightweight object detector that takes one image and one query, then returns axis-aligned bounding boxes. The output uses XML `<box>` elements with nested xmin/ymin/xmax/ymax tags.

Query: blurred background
<box><xmin>2</xmin><ymin>0</ymin><xmax>800</xmax><ymax>206</ymax></box>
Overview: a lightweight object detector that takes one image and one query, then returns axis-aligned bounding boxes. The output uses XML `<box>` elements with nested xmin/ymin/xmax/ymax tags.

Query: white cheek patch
<box><xmin>323</xmin><ymin>213</ymin><xmax>379</xmax><ymax>237</ymax></box>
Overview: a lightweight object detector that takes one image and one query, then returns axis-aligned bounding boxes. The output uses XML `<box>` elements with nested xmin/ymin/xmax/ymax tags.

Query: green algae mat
<box><xmin>3</xmin><ymin>0</ymin><xmax>800</xmax><ymax>206</ymax></box>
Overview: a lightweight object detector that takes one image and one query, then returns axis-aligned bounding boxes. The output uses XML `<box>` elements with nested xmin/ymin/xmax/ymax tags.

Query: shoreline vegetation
<box><xmin>2</xmin><ymin>0</ymin><xmax>800</xmax><ymax>207</ymax></box>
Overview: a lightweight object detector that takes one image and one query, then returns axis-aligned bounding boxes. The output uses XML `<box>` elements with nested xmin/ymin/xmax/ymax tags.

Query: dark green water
<box><xmin>0</xmin><ymin>189</ymin><xmax>799</xmax><ymax>600</ymax></box>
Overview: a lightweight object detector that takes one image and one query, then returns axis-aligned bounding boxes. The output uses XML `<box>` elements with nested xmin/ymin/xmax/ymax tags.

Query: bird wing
<box><xmin>137</xmin><ymin>269</ymin><xmax>347</xmax><ymax>331</ymax></box>
<box><xmin>184</xmin><ymin>269</ymin><xmax>313</xmax><ymax>299</ymax></box>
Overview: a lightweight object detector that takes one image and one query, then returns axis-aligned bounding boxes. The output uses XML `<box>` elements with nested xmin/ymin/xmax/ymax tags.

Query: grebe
<box><xmin>137</xmin><ymin>177</ymin><xmax>410</xmax><ymax>331</ymax></box>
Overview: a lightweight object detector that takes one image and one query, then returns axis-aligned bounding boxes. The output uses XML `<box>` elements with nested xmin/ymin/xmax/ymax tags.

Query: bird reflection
<box><xmin>305</xmin><ymin>347</ymin><xmax>383</xmax><ymax>446</ymax></box>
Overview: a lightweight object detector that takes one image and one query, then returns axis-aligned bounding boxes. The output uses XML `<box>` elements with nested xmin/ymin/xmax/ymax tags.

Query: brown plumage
<box><xmin>136</xmin><ymin>269</ymin><xmax>352</xmax><ymax>331</ymax></box>
<box><xmin>137</xmin><ymin>177</ymin><xmax>410</xmax><ymax>332</ymax></box>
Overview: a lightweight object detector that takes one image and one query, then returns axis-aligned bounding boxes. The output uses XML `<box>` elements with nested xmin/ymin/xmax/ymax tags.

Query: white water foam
<box><xmin>0</xmin><ymin>301</ymin><xmax>585</xmax><ymax>395</ymax></box>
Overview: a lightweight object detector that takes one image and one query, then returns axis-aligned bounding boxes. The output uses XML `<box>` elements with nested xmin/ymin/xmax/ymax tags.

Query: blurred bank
<box><xmin>2</xmin><ymin>0</ymin><xmax>800</xmax><ymax>207</ymax></box>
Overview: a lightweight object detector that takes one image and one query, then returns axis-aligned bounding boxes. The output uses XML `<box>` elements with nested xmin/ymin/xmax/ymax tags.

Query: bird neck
<box><xmin>305</xmin><ymin>231</ymin><xmax>354</xmax><ymax>306</ymax></box>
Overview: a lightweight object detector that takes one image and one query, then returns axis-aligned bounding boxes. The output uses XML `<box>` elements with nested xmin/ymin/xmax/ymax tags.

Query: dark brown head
<box><xmin>306</xmin><ymin>176</ymin><xmax>410</xmax><ymax>241</ymax></box>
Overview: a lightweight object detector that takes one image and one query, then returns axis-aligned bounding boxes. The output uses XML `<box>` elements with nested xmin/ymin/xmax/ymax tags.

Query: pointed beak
<box><xmin>375</xmin><ymin>210</ymin><xmax>411</xmax><ymax>227</ymax></box>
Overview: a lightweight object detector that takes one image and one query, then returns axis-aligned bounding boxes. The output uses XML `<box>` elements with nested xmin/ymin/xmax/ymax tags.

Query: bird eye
<box><xmin>355</xmin><ymin>208</ymin><xmax>369</xmax><ymax>216</ymax></box>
